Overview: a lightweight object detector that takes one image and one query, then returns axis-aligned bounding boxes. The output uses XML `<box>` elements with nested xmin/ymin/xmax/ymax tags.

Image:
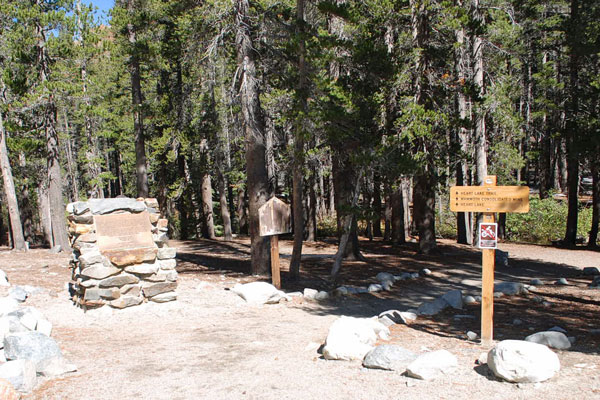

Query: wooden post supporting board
<box><xmin>450</xmin><ymin>175</ymin><xmax>529</xmax><ymax>347</ymax></box>
<box><xmin>481</xmin><ymin>176</ymin><xmax>496</xmax><ymax>346</ymax></box>
<box><xmin>258</xmin><ymin>197</ymin><xmax>291</xmax><ymax>289</ymax></box>
<box><xmin>270</xmin><ymin>235</ymin><xmax>281</xmax><ymax>289</ymax></box>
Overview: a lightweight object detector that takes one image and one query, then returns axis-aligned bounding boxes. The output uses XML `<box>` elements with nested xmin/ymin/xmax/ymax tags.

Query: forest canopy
<box><xmin>0</xmin><ymin>0</ymin><xmax>598</xmax><ymax>273</ymax></box>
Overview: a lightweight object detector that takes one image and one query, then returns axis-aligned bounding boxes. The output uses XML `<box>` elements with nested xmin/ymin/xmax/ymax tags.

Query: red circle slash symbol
<box><xmin>481</xmin><ymin>225</ymin><xmax>496</xmax><ymax>239</ymax></box>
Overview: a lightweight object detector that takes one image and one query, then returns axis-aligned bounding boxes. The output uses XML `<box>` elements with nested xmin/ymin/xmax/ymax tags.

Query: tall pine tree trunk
<box><xmin>372</xmin><ymin>174</ymin><xmax>383</xmax><ymax>237</ymax></box>
<box><xmin>216</xmin><ymin>166</ymin><xmax>232</xmax><ymax>241</ymax></box>
<box><xmin>0</xmin><ymin>109</ymin><xmax>26</xmax><ymax>250</ymax></box>
<box><xmin>410</xmin><ymin>0</ymin><xmax>437</xmax><ymax>254</ymax></box>
<box><xmin>454</xmin><ymin>4</ymin><xmax>472</xmax><ymax>244</ymax></box>
<box><xmin>589</xmin><ymin>158</ymin><xmax>599</xmax><ymax>247</ymax></box>
<box><xmin>200</xmin><ymin>171</ymin><xmax>216</xmax><ymax>240</ymax></box>
<box><xmin>126</xmin><ymin>0</ymin><xmax>148</xmax><ymax>198</ymax></box>
<box><xmin>563</xmin><ymin>0</ymin><xmax>580</xmax><ymax>245</ymax></box>
<box><xmin>235</xmin><ymin>0</ymin><xmax>270</xmax><ymax>275</ymax></box>
<box><xmin>391</xmin><ymin>184</ymin><xmax>405</xmax><ymax>244</ymax></box>
<box><xmin>36</xmin><ymin>16</ymin><xmax>70</xmax><ymax>251</ymax></box>
<box><xmin>290</xmin><ymin>0</ymin><xmax>308</xmax><ymax>278</ymax></box>
<box><xmin>77</xmin><ymin>0</ymin><xmax>102</xmax><ymax>199</ymax></box>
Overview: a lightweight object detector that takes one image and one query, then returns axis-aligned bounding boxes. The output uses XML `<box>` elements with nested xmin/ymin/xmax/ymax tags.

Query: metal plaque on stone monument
<box><xmin>94</xmin><ymin>211</ymin><xmax>157</xmax><ymax>266</ymax></box>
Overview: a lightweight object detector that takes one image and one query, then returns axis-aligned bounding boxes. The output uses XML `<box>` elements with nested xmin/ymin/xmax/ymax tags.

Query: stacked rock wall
<box><xmin>67</xmin><ymin>198</ymin><xmax>177</xmax><ymax>309</ymax></box>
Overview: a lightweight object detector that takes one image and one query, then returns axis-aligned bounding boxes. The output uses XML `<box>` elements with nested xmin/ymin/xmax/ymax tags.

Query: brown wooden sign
<box><xmin>259</xmin><ymin>197</ymin><xmax>291</xmax><ymax>237</ymax></box>
<box><xmin>448</xmin><ymin>176</ymin><xmax>531</xmax><ymax>346</ymax></box>
<box><xmin>94</xmin><ymin>211</ymin><xmax>157</xmax><ymax>266</ymax></box>
<box><xmin>258</xmin><ymin>197</ymin><xmax>291</xmax><ymax>290</ymax></box>
<box><xmin>450</xmin><ymin>185</ymin><xmax>529</xmax><ymax>213</ymax></box>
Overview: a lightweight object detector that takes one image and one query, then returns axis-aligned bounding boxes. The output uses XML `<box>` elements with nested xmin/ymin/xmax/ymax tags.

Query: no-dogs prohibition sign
<box><xmin>478</xmin><ymin>222</ymin><xmax>498</xmax><ymax>249</ymax></box>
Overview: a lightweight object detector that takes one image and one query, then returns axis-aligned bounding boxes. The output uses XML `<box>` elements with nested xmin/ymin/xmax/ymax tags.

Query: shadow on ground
<box><xmin>174</xmin><ymin>237</ymin><xmax>600</xmax><ymax>356</ymax></box>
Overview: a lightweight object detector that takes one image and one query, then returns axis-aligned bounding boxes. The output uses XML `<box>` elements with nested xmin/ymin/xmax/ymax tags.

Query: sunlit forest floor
<box><xmin>1</xmin><ymin>238</ymin><xmax>598</xmax><ymax>399</ymax></box>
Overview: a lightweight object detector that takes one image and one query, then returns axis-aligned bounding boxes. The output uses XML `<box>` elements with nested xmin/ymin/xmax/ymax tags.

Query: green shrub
<box><xmin>317</xmin><ymin>215</ymin><xmax>338</xmax><ymax>237</ymax></box>
<box><xmin>506</xmin><ymin>196</ymin><xmax>593</xmax><ymax>244</ymax></box>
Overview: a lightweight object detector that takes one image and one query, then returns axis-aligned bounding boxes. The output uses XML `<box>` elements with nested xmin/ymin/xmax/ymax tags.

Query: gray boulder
<box><xmin>417</xmin><ymin>298</ymin><xmax>449</xmax><ymax>316</ymax></box>
<box><xmin>582</xmin><ymin>267</ymin><xmax>600</xmax><ymax>276</ymax></box>
<box><xmin>376</xmin><ymin>272</ymin><xmax>395</xmax><ymax>284</ymax></box>
<box><xmin>463</xmin><ymin>295</ymin><xmax>477</xmax><ymax>305</ymax></box>
<box><xmin>405</xmin><ymin>350</ymin><xmax>458</xmax><ymax>380</ymax></box>
<box><xmin>8</xmin><ymin>287</ymin><xmax>27</xmax><ymax>303</ymax></box>
<box><xmin>441</xmin><ymin>289</ymin><xmax>463</xmax><ymax>309</ymax></box>
<box><xmin>378</xmin><ymin>310</ymin><xmax>417</xmax><ymax>326</ymax></box>
<box><xmin>525</xmin><ymin>331</ymin><xmax>571</xmax><ymax>350</ymax></box>
<box><xmin>530</xmin><ymin>278</ymin><xmax>543</xmax><ymax>286</ymax></box>
<box><xmin>487</xmin><ymin>340</ymin><xmax>560</xmax><ymax>383</ymax></box>
<box><xmin>590</xmin><ymin>276</ymin><xmax>600</xmax><ymax>288</ymax></box>
<box><xmin>368</xmin><ymin>284</ymin><xmax>383</xmax><ymax>293</ymax></box>
<box><xmin>0</xmin><ymin>359</ymin><xmax>37</xmax><ymax>392</ymax></box>
<box><xmin>494</xmin><ymin>282</ymin><xmax>526</xmax><ymax>296</ymax></box>
<box><xmin>555</xmin><ymin>278</ymin><xmax>568</xmax><ymax>286</ymax></box>
<box><xmin>362</xmin><ymin>345</ymin><xmax>417</xmax><ymax>371</ymax></box>
<box><xmin>4</xmin><ymin>332</ymin><xmax>62</xmax><ymax>366</ymax></box>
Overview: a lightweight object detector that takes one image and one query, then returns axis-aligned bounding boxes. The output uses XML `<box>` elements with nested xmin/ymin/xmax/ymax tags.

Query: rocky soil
<box><xmin>0</xmin><ymin>238</ymin><xmax>597</xmax><ymax>399</ymax></box>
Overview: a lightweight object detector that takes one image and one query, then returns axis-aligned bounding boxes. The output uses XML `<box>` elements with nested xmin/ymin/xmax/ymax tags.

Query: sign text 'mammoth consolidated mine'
<box><xmin>450</xmin><ymin>186</ymin><xmax>529</xmax><ymax>213</ymax></box>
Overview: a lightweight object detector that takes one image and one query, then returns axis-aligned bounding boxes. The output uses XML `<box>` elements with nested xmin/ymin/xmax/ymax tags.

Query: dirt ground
<box><xmin>0</xmin><ymin>237</ymin><xmax>599</xmax><ymax>399</ymax></box>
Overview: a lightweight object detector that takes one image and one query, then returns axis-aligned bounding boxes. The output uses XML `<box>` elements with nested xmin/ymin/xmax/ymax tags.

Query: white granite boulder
<box><xmin>405</xmin><ymin>350</ymin><xmax>458</xmax><ymax>380</ymax></box>
<box><xmin>231</xmin><ymin>282</ymin><xmax>289</xmax><ymax>305</ymax></box>
<box><xmin>487</xmin><ymin>340</ymin><xmax>560</xmax><ymax>383</ymax></box>
<box><xmin>322</xmin><ymin>316</ymin><xmax>389</xmax><ymax>361</ymax></box>
<box><xmin>0</xmin><ymin>360</ymin><xmax>37</xmax><ymax>392</ymax></box>
<box><xmin>4</xmin><ymin>332</ymin><xmax>62</xmax><ymax>367</ymax></box>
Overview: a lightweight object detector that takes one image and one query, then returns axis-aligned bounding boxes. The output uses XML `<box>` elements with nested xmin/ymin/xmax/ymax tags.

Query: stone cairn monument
<box><xmin>67</xmin><ymin>198</ymin><xmax>178</xmax><ymax>309</ymax></box>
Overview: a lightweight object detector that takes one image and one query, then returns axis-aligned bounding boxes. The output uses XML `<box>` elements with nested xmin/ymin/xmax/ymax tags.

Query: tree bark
<box><xmin>0</xmin><ymin>110</ymin><xmax>27</xmax><ymax>250</ymax></box>
<box><xmin>235</xmin><ymin>0</ymin><xmax>271</xmax><ymax>275</ymax></box>
<box><xmin>289</xmin><ymin>0</ymin><xmax>308</xmax><ymax>278</ymax></box>
<box><xmin>216</xmin><ymin>167</ymin><xmax>232</xmax><ymax>241</ymax></box>
<box><xmin>563</xmin><ymin>0</ymin><xmax>580</xmax><ymax>245</ymax></box>
<box><xmin>454</xmin><ymin>3</ymin><xmax>473</xmax><ymax>244</ymax></box>
<box><xmin>332</xmin><ymin>152</ymin><xmax>362</xmax><ymax>260</ymax></box>
<box><xmin>383</xmin><ymin>182</ymin><xmax>392</xmax><ymax>241</ymax></box>
<box><xmin>36</xmin><ymin>15</ymin><xmax>70</xmax><ymax>251</ymax></box>
<box><xmin>589</xmin><ymin>158</ymin><xmax>599</xmax><ymax>247</ymax></box>
<box><xmin>77</xmin><ymin>0</ymin><xmax>102</xmax><ymax>199</ymax></box>
<box><xmin>413</xmin><ymin>173</ymin><xmax>436</xmax><ymax>254</ymax></box>
<box><xmin>391</xmin><ymin>184</ymin><xmax>405</xmax><ymax>244</ymax></box>
<box><xmin>200</xmin><ymin>172</ymin><xmax>216</xmax><ymax>239</ymax></box>
<box><xmin>372</xmin><ymin>174</ymin><xmax>382</xmax><ymax>237</ymax></box>
<box><xmin>125</xmin><ymin>0</ymin><xmax>149</xmax><ymax>198</ymax></box>
<box><xmin>410</xmin><ymin>0</ymin><xmax>437</xmax><ymax>253</ymax></box>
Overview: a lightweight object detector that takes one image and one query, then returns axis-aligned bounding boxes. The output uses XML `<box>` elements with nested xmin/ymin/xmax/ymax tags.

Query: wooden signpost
<box><xmin>450</xmin><ymin>176</ymin><xmax>529</xmax><ymax>346</ymax></box>
<box><xmin>258</xmin><ymin>197</ymin><xmax>292</xmax><ymax>289</ymax></box>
